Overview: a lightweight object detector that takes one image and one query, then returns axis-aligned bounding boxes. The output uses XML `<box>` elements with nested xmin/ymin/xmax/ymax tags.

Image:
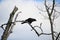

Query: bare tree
<box><xmin>45</xmin><ymin>0</ymin><xmax>55</xmax><ymax>40</ymax></box>
<box><xmin>36</xmin><ymin>0</ymin><xmax>60</xmax><ymax>40</ymax></box>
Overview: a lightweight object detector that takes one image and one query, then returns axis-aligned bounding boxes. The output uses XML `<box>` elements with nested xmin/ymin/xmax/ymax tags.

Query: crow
<box><xmin>21</xmin><ymin>18</ymin><xmax>36</xmax><ymax>24</ymax></box>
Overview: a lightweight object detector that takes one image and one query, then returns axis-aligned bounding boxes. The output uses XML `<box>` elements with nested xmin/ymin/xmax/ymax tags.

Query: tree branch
<box><xmin>50</xmin><ymin>0</ymin><xmax>55</xmax><ymax>15</ymax></box>
<box><xmin>28</xmin><ymin>24</ymin><xmax>40</xmax><ymax>36</ymax></box>
<box><xmin>56</xmin><ymin>32</ymin><xmax>60</xmax><ymax>40</ymax></box>
<box><xmin>44</xmin><ymin>0</ymin><xmax>50</xmax><ymax>15</ymax></box>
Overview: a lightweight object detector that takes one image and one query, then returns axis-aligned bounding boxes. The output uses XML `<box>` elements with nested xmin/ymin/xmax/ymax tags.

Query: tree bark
<box><xmin>1</xmin><ymin>6</ymin><xmax>18</xmax><ymax>40</ymax></box>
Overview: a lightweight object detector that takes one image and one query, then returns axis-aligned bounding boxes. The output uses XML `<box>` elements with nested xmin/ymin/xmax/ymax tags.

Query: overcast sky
<box><xmin>0</xmin><ymin>0</ymin><xmax>60</xmax><ymax>40</ymax></box>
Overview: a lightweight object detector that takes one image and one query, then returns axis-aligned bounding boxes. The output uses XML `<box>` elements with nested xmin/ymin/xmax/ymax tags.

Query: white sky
<box><xmin>0</xmin><ymin>0</ymin><xmax>60</xmax><ymax>40</ymax></box>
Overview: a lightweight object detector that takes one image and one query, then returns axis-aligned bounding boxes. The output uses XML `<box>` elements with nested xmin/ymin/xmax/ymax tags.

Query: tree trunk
<box><xmin>1</xmin><ymin>6</ymin><xmax>18</xmax><ymax>40</ymax></box>
<box><xmin>49</xmin><ymin>16</ymin><xmax>54</xmax><ymax>40</ymax></box>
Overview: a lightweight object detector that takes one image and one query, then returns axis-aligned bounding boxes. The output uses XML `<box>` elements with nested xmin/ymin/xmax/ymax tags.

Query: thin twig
<box><xmin>34</xmin><ymin>23</ymin><xmax>43</xmax><ymax>33</ymax></box>
<box><xmin>0</xmin><ymin>23</ymin><xmax>7</xmax><ymax>30</ymax></box>
<box><xmin>39</xmin><ymin>33</ymin><xmax>52</xmax><ymax>36</ymax></box>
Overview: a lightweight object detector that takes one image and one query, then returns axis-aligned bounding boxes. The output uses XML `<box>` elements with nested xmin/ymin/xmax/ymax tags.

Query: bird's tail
<box><xmin>21</xmin><ymin>21</ymin><xmax>26</xmax><ymax>24</ymax></box>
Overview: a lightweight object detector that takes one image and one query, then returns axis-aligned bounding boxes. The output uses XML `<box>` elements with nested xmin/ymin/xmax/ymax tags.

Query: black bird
<box><xmin>21</xmin><ymin>18</ymin><xmax>36</xmax><ymax>24</ymax></box>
